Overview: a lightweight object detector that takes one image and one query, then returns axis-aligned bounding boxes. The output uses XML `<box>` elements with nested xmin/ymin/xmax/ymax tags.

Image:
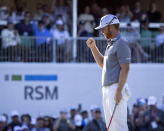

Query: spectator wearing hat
<box><xmin>31</xmin><ymin>117</ymin><xmax>50</xmax><ymax>131</ymax></box>
<box><xmin>51</xmin><ymin>14</ymin><xmax>68</xmax><ymax>31</ymax></box>
<box><xmin>42</xmin><ymin>13</ymin><xmax>54</xmax><ymax>31</ymax></box>
<box><xmin>144</xmin><ymin>96</ymin><xmax>164</xmax><ymax>131</ymax></box>
<box><xmin>34</xmin><ymin>20</ymin><xmax>53</xmax><ymax>46</ymax></box>
<box><xmin>0</xmin><ymin>115</ymin><xmax>7</xmax><ymax>131</ymax></box>
<box><xmin>1</xmin><ymin>114</ymin><xmax>8</xmax><ymax>127</ymax></box>
<box><xmin>83</xmin><ymin>108</ymin><xmax>106</xmax><ymax>131</ymax></box>
<box><xmin>53</xmin><ymin>109</ymin><xmax>75</xmax><ymax>131</ymax></box>
<box><xmin>77</xmin><ymin>21</ymin><xmax>93</xmax><ymax>37</ymax></box>
<box><xmin>7</xmin><ymin>111</ymin><xmax>21</xmax><ymax>131</ymax></box>
<box><xmin>34</xmin><ymin>20</ymin><xmax>53</xmax><ymax>62</ymax></box>
<box><xmin>51</xmin><ymin>20</ymin><xmax>71</xmax><ymax>62</ymax></box>
<box><xmin>89</xmin><ymin>104</ymin><xmax>98</xmax><ymax>120</ymax></box>
<box><xmin>51</xmin><ymin>20</ymin><xmax>70</xmax><ymax>45</ymax></box>
<box><xmin>133</xmin><ymin>98</ymin><xmax>149</xmax><ymax>131</ymax></box>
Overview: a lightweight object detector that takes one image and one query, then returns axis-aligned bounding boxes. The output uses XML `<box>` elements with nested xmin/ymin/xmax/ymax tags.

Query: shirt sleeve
<box><xmin>117</xmin><ymin>42</ymin><xmax>131</xmax><ymax>64</ymax></box>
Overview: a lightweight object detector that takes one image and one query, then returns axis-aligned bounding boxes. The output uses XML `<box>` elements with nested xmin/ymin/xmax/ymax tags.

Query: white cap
<box><xmin>56</xmin><ymin>20</ymin><xmax>64</xmax><ymax>25</ymax></box>
<box><xmin>14</xmin><ymin>126</ymin><xmax>21</xmax><ymax>131</ymax></box>
<box><xmin>0</xmin><ymin>115</ymin><xmax>6</xmax><ymax>122</ymax></box>
<box><xmin>90</xmin><ymin>104</ymin><xmax>98</xmax><ymax>111</ymax></box>
<box><xmin>148</xmin><ymin>96</ymin><xmax>157</xmax><ymax>105</ymax></box>
<box><xmin>31</xmin><ymin>118</ymin><xmax>36</xmax><ymax>125</ymax></box>
<box><xmin>95</xmin><ymin>14</ymin><xmax>119</xmax><ymax>30</ymax></box>
<box><xmin>11</xmin><ymin>110</ymin><xmax>19</xmax><ymax>117</ymax></box>
<box><xmin>74</xmin><ymin>114</ymin><xmax>82</xmax><ymax>126</ymax></box>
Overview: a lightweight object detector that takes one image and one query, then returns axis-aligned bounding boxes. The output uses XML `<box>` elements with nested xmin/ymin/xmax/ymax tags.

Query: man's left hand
<box><xmin>114</xmin><ymin>89</ymin><xmax>122</xmax><ymax>104</ymax></box>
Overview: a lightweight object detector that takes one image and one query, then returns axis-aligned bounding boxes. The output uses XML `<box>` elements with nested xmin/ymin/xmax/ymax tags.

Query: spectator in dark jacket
<box><xmin>82</xmin><ymin>108</ymin><xmax>106</xmax><ymax>131</ymax></box>
<box><xmin>145</xmin><ymin>96</ymin><xmax>164</xmax><ymax>131</ymax></box>
<box><xmin>133</xmin><ymin>98</ymin><xmax>149</xmax><ymax>131</ymax></box>
<box><xmin>15</xmin><ymin>11</ymin><xmax>33</xmax><ymax>36</ymax></box>
<box><xmin>132</xmin><ymin>2</ymin><xmax>146</xmax><ymax>22</ymax></box>
<box><xmin>0</xmin><ymin>115</ymin><xmax>7</xmax><ymax>131</ymax></box>
<box><xmin>31</xmin><ymin>117</ymin><xmax>50</xmax><ymax>131</ymax></box>
<box><xmin>147</xmin><ymin>2</ymin><xmax>161</xmax><ymax>22</ymax></box>
<box><xmin>7</xmin><ymin>111</ymin><xmax>21</xmax><ymax>131</ymax></box>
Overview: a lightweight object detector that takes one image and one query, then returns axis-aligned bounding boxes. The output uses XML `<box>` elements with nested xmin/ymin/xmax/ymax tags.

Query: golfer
<box><xmin>86</xmin><ymin>14</ymin><xmax>131</xmax><ymax>131</ymax></box>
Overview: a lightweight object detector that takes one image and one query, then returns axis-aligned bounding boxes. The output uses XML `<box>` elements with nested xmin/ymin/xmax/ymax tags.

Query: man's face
<box><xmin>57</xmin><ymin>24</ymin><xmax>64</xmax><ymax>31</ymax></box>
<box><xmin>12</xmin><ymin>116</ymin><xmax>19</xmax><ymax>123</ymax></box>
<box><xmin>44</xmin><ymin>117</ymin><xmax>50</xmax><ymax>126</ymax></box>
<box><xmin>90</xmin><ymin>110</ymin><xmax>95</xmax><ymax>118</ymax></box>
<box><xmin>23</xmin><ymin>116</ymin><xmax>30</xmax><ymax>125</ymax></box>
<box><xmin>132</xmin><ymin>106</ymin><xmax>138</xmax><ymax>114</ymax></box>
<box><xmin>60</xmin><ymin>112</ymin><xmax>67</xmax><ymax>120</ymax></box>
<box><xmin>82</xmin><ymin>112</ymin><xmax>88</xmax><ymax>119</ymax></box>
<box><xmin>70</xmin><ymin>109</ymin><xmax>76</xmax><ymax>117</ymax></box>
<box><xmin>95</xmin><ymin>111</ymin><xmax>101</xmax><ymax>120</ymax></box>
<box><xmin>8</xmin><ymin>23</ymin><xmax>14</xmax><ymax>30</ymax></box>
<box><xmin>24</xmin><ymin>14</ymin><xmax>30</xmax><ymax>22</ymax></box>
<box><xmin>139</xmin><ymin>104</ymin><xmax>147</xmax><ymax>111</ymax></box>
<box><xmin>37</xmin><ymin>119</ymin><xmax>44</xmax><ymax>128</ymax></box>
<box><xmin>43</xmin><ymin>16</ymin><xmax>49</xmax><ymax>24</ymax></box>
<box><xmin>101</xmin><ymin>25</ymin><xmax>114</xmax><ymax>39</ymax></box>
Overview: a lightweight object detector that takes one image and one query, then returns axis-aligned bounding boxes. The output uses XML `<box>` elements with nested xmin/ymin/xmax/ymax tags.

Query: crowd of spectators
<box><xmin>0</xmin><ymin>0</ymin><xmax>163</xmax><ymax>62</ymax></box>
<box><xmin>0</xmin><ymin>95</ymin><xmax>164</xmax><ymax>131</ymax></box>
<box><xmin>0</xmin><ymin>105</ymin><xmax>106</xmax><ymax>131</ymax></box>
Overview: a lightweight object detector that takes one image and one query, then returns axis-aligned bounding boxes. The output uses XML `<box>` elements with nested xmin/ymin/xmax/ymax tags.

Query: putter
<box><xmin>107</xmin><ymin>103</ymin><xmax>117</xmax><ymax>131</ymax></box>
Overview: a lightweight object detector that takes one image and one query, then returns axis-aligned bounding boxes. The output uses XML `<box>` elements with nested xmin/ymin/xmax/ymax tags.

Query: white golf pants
<box><xmin>102</xmin><ymin>83</ymin><xmax>131</xmax><ymax>131</ymax></box>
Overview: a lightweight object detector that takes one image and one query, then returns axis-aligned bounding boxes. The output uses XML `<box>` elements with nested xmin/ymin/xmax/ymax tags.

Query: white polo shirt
<box><xmin>51</xmin><ymin>29</ymin><xmax>70</xmax><ymax>45</ymax></box>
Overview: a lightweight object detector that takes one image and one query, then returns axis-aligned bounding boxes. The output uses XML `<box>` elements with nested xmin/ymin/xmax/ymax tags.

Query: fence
<box><xmin>0</xmin><ymin>36</ymin><xmax>164</xmax><ymax>63</ymax></box>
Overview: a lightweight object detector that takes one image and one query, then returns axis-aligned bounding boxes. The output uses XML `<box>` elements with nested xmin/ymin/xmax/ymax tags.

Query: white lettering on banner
<box><xmin>24</xmin><ymin>86</ymin><xmax>58</xmax><ymax>100</ymax></box>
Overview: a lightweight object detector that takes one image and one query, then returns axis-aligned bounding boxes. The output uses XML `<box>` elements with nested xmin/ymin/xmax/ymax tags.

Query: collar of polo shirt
<box><xmin>107</xmin><ymin>33</ymin><xmax>121</xmax><ymax>44</ymax></box>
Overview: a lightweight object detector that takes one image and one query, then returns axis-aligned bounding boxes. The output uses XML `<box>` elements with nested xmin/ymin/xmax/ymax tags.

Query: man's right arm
<box><xmin>86</xmin><ymin>38</ymin><xmax>104</xmax><ymax>69</ymax></box>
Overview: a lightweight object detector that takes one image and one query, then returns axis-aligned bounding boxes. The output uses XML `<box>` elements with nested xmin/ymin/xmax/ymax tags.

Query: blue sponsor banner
<box><xmin>25</xmin><ymin>75</ymin><xmax>58</xmax><ymax>81</ymax></box>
